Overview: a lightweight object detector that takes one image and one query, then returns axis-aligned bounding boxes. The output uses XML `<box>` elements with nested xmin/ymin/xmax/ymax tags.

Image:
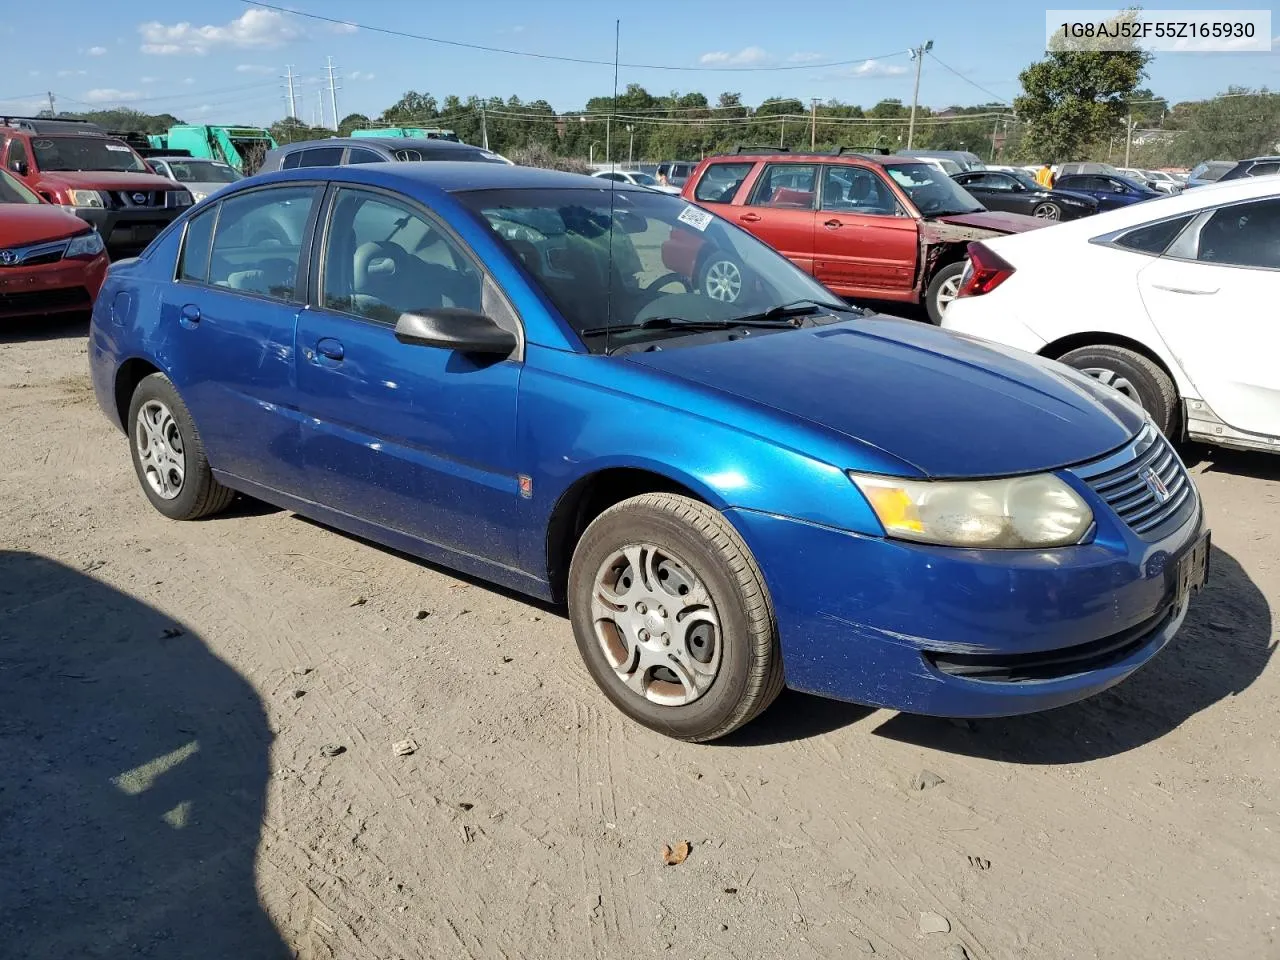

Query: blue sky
<box><xmin>2</xmin><ymin>0</ymin><xmax>1275</xmax><ymax>126</ymax></box>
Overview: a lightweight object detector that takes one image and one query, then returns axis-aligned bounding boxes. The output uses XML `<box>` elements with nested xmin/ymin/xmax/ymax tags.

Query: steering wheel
<box><xmin>354</xmin><ymin>240</ymin><xmax>413</xmax><ymax>291</ymax></box>
<box><xmin>644</xmin><ymin>272</ymin><xmax>691</xmax><ymax>294</ymax></box>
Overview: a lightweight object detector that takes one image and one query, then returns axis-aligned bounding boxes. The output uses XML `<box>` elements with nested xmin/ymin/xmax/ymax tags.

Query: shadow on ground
<box><xmin>1186</xmin><ymin>445</ymin><xmax>1280</xmax><ymax>482</ymax></box>
<box><xmin>0</xmin><ymin>551</ymin><xmax>288</xmax><ymax>958</ymax></box>
<box><xmin>0</xmin><ymin>313</ymin><xmax>90</xmax><ymax>343</ymax></box>
<box><xmin>874</xmin><ymin>545</ymin><xmax>1274</xmax><ymax>763</ymax></box>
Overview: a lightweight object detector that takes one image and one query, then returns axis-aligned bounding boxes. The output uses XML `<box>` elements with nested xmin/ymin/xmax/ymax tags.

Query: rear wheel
<box><xmin>925</xmin><ymin>261</ymin><xmax>965</xmax><ymax>324</ymax></box>
<box><xmin>567</xmin><ymin>493</ymin><xmax>783</xmax><ymax>742</ymax></box>
<box><xmin>1057</xmin><ymin>344</ymin><xmax>1179</xmax><ymax>437</ymax></box>
<box><xmin>127</xmin><ymin>373</ymin><xmax>235</xmax><ymax>520</ymax></box>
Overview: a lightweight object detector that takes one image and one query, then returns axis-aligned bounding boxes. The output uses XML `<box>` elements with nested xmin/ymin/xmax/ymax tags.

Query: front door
<box><xmin>812</xmin><ymin>164</ymin><xmax>918</xmax><ymax>296</ymax></box>
<box><xmin>162</xmin><ymin>184</ymin><xmax>320</xmax><ymax>493</ymax></box>
<box><xmin>293</xmin><ymin>186</ymin><xmax>523</xmax><ymax>565</ymax></box>
<box><xmin>1139</xmin><ymin>197</ymin><xmax>1280</xmax><ymax>438</ymax></box>
<box><xmin>735</xmin><ymin>162</ymin><xmax>817</xmax><ymax>274</ymax></box>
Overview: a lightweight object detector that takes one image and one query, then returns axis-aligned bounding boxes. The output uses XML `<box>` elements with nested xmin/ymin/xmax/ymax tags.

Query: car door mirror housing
<box><xmin>394</xmin><ymin>308</ymin><xmax>517</xmax><ymax>356</ymax></box>
<box><xmin>12</xmin><ymin>160</ymin><xmax>29</xmax><ymax>177</ymax></box>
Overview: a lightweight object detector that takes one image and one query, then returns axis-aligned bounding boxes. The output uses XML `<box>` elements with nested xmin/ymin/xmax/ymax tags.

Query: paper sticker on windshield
<box><xmin>677</xmin><ymin>205</ymin><xmax>713</xmax><ymax>232</ymax></box>
<box><xmin>105</xmin><ymin>144</ymin><xmax>132</xmax><ymax>152</ymax></box>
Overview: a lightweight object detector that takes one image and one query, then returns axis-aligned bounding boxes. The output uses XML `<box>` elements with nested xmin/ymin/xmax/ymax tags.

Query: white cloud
<box><xmin>699</xmin><ymin>46</ymin><xmax>773</xmax><ymax>67</ymax></box>
<box><xmin>28</xmin><ymin>69</ymin><xmax>40</xmax><ymax>77</ymax></box>
<box><xmin>87</xmin><ymin>45</ymin><xmax>107</xmax><ymax>56</ymax></box>
<box><xmin>56</xmin><ymin>69</ymin><xmax>89</xmax><ymax>77</ymax></box>
<box><xmin>84</xmin><ymin>88</ymin><xmax>142</xmax><ymax>103</ymax></box>
<box><xmin>328</xmin><ymin>20</ymin><xmax>358</xmax><ymax>34</ymax></box>
<box><xmin>182</xmin><ymin>77</ymin><xmax>194</xmax><ymax>84</ymax></box>
<box><xmin>349</xmin><ymin>70</ymin><xmax>376</xmax><ymax>81</ymax></box>
<box><xmin>788</xmin><ymin>51</ymin><xmax>825</xmax><ymax>63</ymax></box>
<box><xmin>140</xmin><ymin>76</ymin><xmax>158</xmax><ymax>83</ymax></box>
<box><xmin>846</xmin><ymin>58</ymin><xmax>909</xmax><ymax>78</ymax></box>
<box><xmin>236</xmin><ymin>63</ymin><xmax>274</xmax><ymax>74</ymax></box>
<box><xmin>139</xmin><ymin>9</ymin><xmax>302</xmax><ymax>56</ymax></box>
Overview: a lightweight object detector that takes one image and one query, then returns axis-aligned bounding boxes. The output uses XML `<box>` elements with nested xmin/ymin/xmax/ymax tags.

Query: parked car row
<box><xmin>87</xmin><ymin>159</ymin><xmax>1209</xmax><ymax>743</ymax></box>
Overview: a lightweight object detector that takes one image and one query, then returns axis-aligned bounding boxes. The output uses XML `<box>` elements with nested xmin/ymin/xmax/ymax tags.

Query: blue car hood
<box><xmin>625</xmin><ymin>316</ymin><xmax>1145</xmax><ymax>478</ymax></box>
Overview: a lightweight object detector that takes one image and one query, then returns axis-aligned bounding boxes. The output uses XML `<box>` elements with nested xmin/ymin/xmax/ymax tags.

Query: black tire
<box><xmin>1032</xmin><ymin>201</ymin><xmax>1062</xmax><ymax>221</ymax></box>
<box><xmin>696</xmin><ymin>252</ymin><xmax>747</xmax><ymax>305</ymax></box>
<box><xmin>127</xmin><ymin>372</ymin><xmax>235</xmax><ymax>521</ymax></box>
<box><xmin>567</xmin><ymin>493</ymin><xmax>783</xmax><ymax>742</ymax></box>
<box><xmin>925</xmin><ymin>261</ymin><xmax>965</xmax><ymax>324</ymax></box>
<box><xmin>1057</xmin><ymin>344</ymin><xmax>1179</xmax><ymax>437</ymax></box>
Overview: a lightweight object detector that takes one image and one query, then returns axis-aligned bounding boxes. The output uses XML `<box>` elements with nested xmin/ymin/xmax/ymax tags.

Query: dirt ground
<box><xmin>1</xmin><ymin>316</ymin><xmax>1277</xmax><ymax>960</ymax></box>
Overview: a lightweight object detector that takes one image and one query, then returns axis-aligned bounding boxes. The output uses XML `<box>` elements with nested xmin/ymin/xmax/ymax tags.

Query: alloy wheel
<box><xmin>1033</xmin><ymin>203</ymin><xmax>1061</xmax><ymax>220</ymax></box>
<box><xmin>703</xmin><ymin>259</ymin><xmax>742</xmax><ymax>302</ymax></box>
<box><xmin>1081</xmin><ymin>366</ymin><xmax>1138</xmax><ymax>401</ymax></box>
<box><xmin>135</xmin><ymin>399</ymin><xmax>187</xmax><ymax>500</ymax></box>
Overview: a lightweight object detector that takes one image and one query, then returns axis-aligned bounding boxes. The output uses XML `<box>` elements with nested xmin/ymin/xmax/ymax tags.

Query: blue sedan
<box><xmin>1052</xmin><ymin>173</ymin><xmax>1163</xmax><ymax>211</ymax></box>
<box><xmin>88</xmin><ymin>163</ymin><xmax>1209</xmax><ymax>741</ymax></box>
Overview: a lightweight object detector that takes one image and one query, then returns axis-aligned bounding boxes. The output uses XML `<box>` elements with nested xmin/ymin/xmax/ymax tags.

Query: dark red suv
<box><xmin>678</xmin><ymin>149</ymin><xmax>1046</xmax><ymax>322</ymax></box>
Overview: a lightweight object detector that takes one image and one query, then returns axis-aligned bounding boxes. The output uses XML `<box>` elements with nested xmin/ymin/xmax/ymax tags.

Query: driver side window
<box><xmin>321</xmin><ymin>188</ymin><xmax>482</xmax><ymax>325</ymax></box>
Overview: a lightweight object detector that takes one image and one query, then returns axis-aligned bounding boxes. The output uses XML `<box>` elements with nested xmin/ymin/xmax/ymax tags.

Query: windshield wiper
<box><xmin>578</xmin><ymin>316</ymin><xmax>797</xmax><ymax>337</ymax></box>
<box><xmin>724</xmin><ymin>298</ymin><xmax>859</xmax><ymax>325</ymax></box>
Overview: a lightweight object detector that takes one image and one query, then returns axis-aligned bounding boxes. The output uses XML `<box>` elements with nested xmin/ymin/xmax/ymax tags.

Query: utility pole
<box><xmin>46</xmin><ymin>91</ymin><xmax>56</xmax><ymax>116</ymax></box>
<box><xmin>479</xmin><ymin>102</ymin><xmax>489</xmax><ymax>150</ymax></box>
<box><xmin>810</xmin><ymin>98</ymin><xmax>818</xmax><ymax>151</ymax></box>
<box><xmin>325</xmin><ymin>57</ymin><xmax>340</xmax><ymax>130</ymax></box>
<box><xmin>283</xmin><ymin>66</ymin><xmax>298</xmax><ymax>120</ymax></box>
<box><xmin>780</xmin><ymin>115</ymin><xmax>785</xmax><ymax>147</ymax></box>
<box><xmin>906</xmin><ymin>40</ymin><xmax>933</xmax><ymax>150</ymax></box>
<box><xmin>1124</xmin><ymin>110</ymin><xmax>1134</xmax><ymax>168</ymax></box>
<box><xmin>627</xmin><ymin>124</ymin><xmax>634</xmax><ymax>165</ymax></box>
<box><xmin>990</xmin><ymin>116</ymin><xmax>1001</xmax><ymax>161</ymax></box>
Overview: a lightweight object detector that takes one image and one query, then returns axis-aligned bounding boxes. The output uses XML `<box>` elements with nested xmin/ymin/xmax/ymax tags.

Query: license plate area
<box><xmin>1174</xmin><ymin>533</ymin><xmax>1210</xmax><ymax>610</ymax></box>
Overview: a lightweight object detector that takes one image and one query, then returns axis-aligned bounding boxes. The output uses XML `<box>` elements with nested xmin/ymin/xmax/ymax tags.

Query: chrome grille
<box><xmin>1072</xmin><ymin>425</ymin><xmax>1196</xmax><ymax>538</ymax></box>
<box><xmin>0</xmin><ymin>238</ymin><xmax>68</xmax><ymax>267</ymax></box>
<box><xmin>108</xmin><ymin>190</ymin><xmax>164</xmax><ymax>209</ymax></box>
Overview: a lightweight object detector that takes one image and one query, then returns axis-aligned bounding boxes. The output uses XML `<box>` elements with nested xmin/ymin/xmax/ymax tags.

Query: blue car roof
<box><xmin>245</xmin><ymin>162</ymin><xmax>641</xmax><ymax>196</ymax></box>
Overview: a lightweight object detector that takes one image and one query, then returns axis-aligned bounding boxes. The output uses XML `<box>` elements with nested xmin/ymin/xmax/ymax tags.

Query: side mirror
<box><xmin>11</xmin><ymin>160</ymin><xmax>28</xmax><ymax>177</ymax></box>
<box><xmin>394</xmin><ymin>308</ymin><xmax>516</xmax><ymax>356</ymax></box>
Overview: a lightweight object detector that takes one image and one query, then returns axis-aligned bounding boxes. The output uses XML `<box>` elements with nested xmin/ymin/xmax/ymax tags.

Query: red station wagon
<box><xmin>676</xmin><ymin>149</ymin><xmax>1046</xmax><ymax>322</ymax></box>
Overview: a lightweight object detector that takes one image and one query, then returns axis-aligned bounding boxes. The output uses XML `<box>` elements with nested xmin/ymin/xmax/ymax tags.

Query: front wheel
<box><xmin>925</xmin><ymin>261</ymin><xmax>965</xmax><ymax>324</ymax></box>
<box><xmin>127</xmin><ymin>373</ymin><xmax>235</xmax><ymax>520</ymax></box>
<box><xmin>1057</xmin><ymin>344</ymin><xmax>1179</xmax><ymax>437</ymax></box>
<box><xmin>568</xmin><ymin>493</ymin><xmax>783</xmax><ymax>742</ymax></box>
<box><xmin>1032</xmin><ymin>202</ymin><xmax>1061</xmax><ymax>221</ymax></box>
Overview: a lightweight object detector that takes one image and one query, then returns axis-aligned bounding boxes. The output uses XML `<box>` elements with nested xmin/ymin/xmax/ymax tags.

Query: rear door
<box><xmin>1139</xmin><ymin>197</ymin><xmax>1280</xmax><ymax>438</ymax></box>
<box><xmin>162</xmin><ymin>183</ymin><xmax>322</xmax><ymax>493</ymax></box>
<box><xmin>812</xmin><ymin>164</ymin><xmax>917</xmax><ymax>296</ymax></box>
<box><xmin>735</xmin><ymin>162</ymin><xmax>817</xmax><ymax>273</ymax></box>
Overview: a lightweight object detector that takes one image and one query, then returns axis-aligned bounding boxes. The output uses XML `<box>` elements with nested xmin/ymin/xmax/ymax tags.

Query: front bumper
<box><xmin>69</xmin><ymin>206</ymin><xmax>180</xmax><ymax>253</ymax></box>
<box><xmin>727</xmin><ymin>493</ymin><xmax>1206</xmax><ymax>718</ymax></box>
<box><xmin>0</xmin><ymin>253</ymin><xmax>109</xmax><ymax>319</ymax></box>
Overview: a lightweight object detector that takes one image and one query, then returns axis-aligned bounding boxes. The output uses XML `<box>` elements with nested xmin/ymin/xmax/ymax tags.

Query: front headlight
<box><xmin>67</xmin><ymin>189</ymin><xmax>104</xmax><ymax>208</ymax></box>
<box><xmin>848</xmin><ymin>471</ymin><xmax>1093</xmax><ymax>549</ymax></box>
<box><xmin>167</xmin><ymin>190</ymin><xmax>193</xmax><ymax>208</ymax></box>
<box><xmin>64</xmin><ymin>230</ymin><xmax>105</xmax><ymax>258</ymax></box>
<box><xmin>189</xmin><ymin>189</ymin><xmax>208</xmax><ymax>202</ymax></box>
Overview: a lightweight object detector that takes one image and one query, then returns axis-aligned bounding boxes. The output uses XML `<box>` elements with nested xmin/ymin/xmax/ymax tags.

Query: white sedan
<box><xmin>591</xmin><ymin>170</ymin><xmax>681</xmax><ymax>194</ymax></box>
<box><xmin>943</xmin><ymin>176</ymin><xmax>1280</xmax><ymax>455</ymax></box>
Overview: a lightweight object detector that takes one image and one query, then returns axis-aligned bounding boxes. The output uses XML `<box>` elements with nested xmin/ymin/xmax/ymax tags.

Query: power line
<box><xmin>238</xmin><ymin>0</ymin><xmax>910</xmax><ymax>73</ymax></box>
<box><xmin>925</xmin><ymin>51</ymin><xmax>1012</xmax><ymax>106</ymax></box>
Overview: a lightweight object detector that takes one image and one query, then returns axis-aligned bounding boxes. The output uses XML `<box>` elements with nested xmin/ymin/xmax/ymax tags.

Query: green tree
<box><xmin>1015</xmin><ymin>10</ymin><xmax>1153</xmax><ymax>161</ymax></box>
<box><xmin>337</xmin><ymin>112</ymin><xmax>370</xmax><ymax>137</ymax></box>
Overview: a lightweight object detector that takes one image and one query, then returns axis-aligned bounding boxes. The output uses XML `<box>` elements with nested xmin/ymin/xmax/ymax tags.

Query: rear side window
<box><xmin>298</xmin><ymin>147</ymin><xmax>343</xmax><ymax>168</ymax></box>
<box><xmin>749</xmin><ymin>164</ymin><xmax>816</xmax><ymax>209</ymax></box>
<box><xmin>1249</xmin><ymin>161</ymin><xmax>1280</xmax><ymax>177</ymax></box>
<box><xmin>207</xmin><ymin>186</ymin><xmax>316</xmax><ymax>299</ymax></box>
<box><xmin>694</xmin><ymin>162</ymin><xmax>753</xmax><ymax>203</ymax></box>
<box><xmin>1114</xmin><ymin>215</ymin><xmax>1194</xmax><ymax>255</ymax></box>
<box><xmin>281</xmin><ymin>151</ymin><xmax>302</xmax><ymax>170</ymax></box>
<box><xmin>178</xmin><ymin>207</ymin><xmax>217</xmax><ymax>282</ymax></box>
<box><xmin>1195</xmin><ymin>198</ymin><xmax>1280</xmax><ymax>269</ymax></box>
<box><xmin>346</xmin><ymin>148</ymin><xmax>382</xmax><ymax>164</ymax></box>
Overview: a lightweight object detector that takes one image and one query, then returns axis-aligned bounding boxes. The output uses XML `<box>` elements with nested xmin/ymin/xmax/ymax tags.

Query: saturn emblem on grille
<box><xmin>1140</xmin><ymin>466</ymin><xmax>1171</xmax><ymax>503</ymax></box>
<box><xmin>132</xmin><ymin>192</ymin><xmax>147</xmax><ymax>204</ymax></box>
<box><xmin>0</xmin><ymin>250</ymin><xmax>15</xmax><ymax>265</ymax></box>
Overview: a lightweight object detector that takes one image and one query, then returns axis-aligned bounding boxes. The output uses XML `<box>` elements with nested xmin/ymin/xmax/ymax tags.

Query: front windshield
<box><xmin>1191</xmin><ymin>162</ymin><xmax>1232</xmax><ymax>181</ymax></box>
<box><xmin>456</xmin><ymin>187</ymin><xmax>845</xmax><ymax>354</ymax></box>
<box><xmin>883</xmin><ymin>162</ymin><xmax>983</xmax><ymax>215</ymax></box>
<box><xmin>1010</xmin><ymin>171</ymin><xmax>1041</xmax><ymax>190</ymax></box>
<box><xmin>0</xmin><ymin>169</ymin><xmax>40</xmax><ymax>203</ymax></box>
<box><xmin>31</xmin><ymin>136</ymin><xmax>147</xmax><ymax>173</ymax></box>
<box><xmin>167</xmin><ymin>160</ymin><xmax>240</xmax><ymax>183</ymax></box>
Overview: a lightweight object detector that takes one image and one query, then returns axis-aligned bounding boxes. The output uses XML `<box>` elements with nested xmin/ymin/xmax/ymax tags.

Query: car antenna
<box><xmin>605</xmin><ymin>18</ymin><xmax>620</xmax><ymax>357</ymax></box>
